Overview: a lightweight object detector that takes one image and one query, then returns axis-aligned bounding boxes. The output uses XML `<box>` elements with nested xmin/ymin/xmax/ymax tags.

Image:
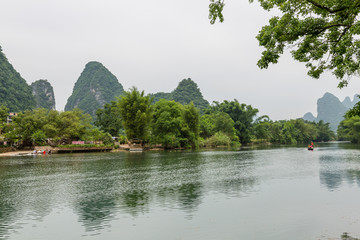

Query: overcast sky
<box><xmin>1</xmin><ymin>0</ymin><xmax>360</xmax><ymax>120</ymax></box>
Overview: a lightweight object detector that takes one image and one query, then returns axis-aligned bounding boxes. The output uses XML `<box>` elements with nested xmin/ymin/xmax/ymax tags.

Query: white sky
<box><xmin>1</xmin><ymin>0</ymin><xmax>360</xmax><ymax>120</ymax></box>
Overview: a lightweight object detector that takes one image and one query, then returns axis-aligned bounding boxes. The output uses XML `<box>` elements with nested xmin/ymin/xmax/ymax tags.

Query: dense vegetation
<box><xmin>0</xmin><ymin>46</ymin><xmax>35</xmax><ymax>112</ymax></box>
<box><xmin>65</xmin><ymin>61</ymin><xmax>124</xmax><ymax>117</ymax></box>
<box><xmin>253</xmin><ymin>119</ymin><xmax>335</xmax><ymax>144</ymax></box>
<box><xmin>31</xmin><ymin>79</ymin><xmax>56</xmax><ymax>110</ymax></box>
<box><xmin>117</xmin><ymin>87</ymin><xmax>153</xmax><ymax>142</ymax></box>
<box><xmin>94</xmin><ymin>88</ymin><xmax>336</xmax><ymax>149</ymax></box>
<box><xmin>151</xmin><ymin>78</ymin><xmax>209</xmax><ymax>113</ymax></box>
<box><xmin>0</xmin><ymin>107</ymin><xmax>112</xmax><ymax>147</ymax></box>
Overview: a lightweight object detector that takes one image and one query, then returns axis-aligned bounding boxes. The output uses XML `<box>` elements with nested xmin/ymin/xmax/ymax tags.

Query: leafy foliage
<box><xmin>151</xmin><ymin>78</ymin><xmax>209</xmax><ymax>113</ymax></box>
<box><xmin>200</xmin><ymin>111</ymin><xmax>238</xmax><ymax>141</ymax></box>
<box><xmin>182</xmin><ymin>102</ymin><xmax>200</xmax><ymax>148</ymax></box>
<box><xmin>201</xmin><ymin>132</ymin><xmax>232</xmax><ymax>148</ymax></box>
<box><xmin>94</xmin><ymin>101</ymin><xmax>123</xmax><ymax>136</ymax></box>
<box><xmin>2</xmin><ymin>108</ymin><xmax>112</xmax><ymax>147</ymax></box>
<box><xmin>151</xmin><ymin>100</ymin><xmax>200</xmax><ymax>149</ymax></box>
<box><xmin>338</xmin><ymin>115</ymin><xmax>360</xmax><ymax>143</ymax></box>
<box><xmin>253</xmin><ymin>118</ymin><xmax>334</xmax><ymax>144</ymax></box>
<box><xmin>117</xmin><ymin>87</ymin><xmax>152</xmax><ymax>141</ymax></box>
<box><xmin>207</xmin><ymin>100</ymin><xmax>259</xmax><ymax>144</ymax></box>
<box><xmin>151</xmin><ymin>100</ymin><xmax>184</xmax><ymax>148</ymax></box>
<box><xmin>0</xmin><ymin>46</ymin><xmax>35</xmax><ymax>111</ymax></box>
<box><xmin>209</xmin><ymin>0</ymin><xmax>360</xmax><ymax>87</ymax></box>
<box><xmin>31</xmin><ymin>79</ymin><xmax>56</xmax><ymax>110</ymax></box>
<box><xmin>65</xmin><ymin>61</ymin><xmax>124</xmax><ymax>117</ymax></box>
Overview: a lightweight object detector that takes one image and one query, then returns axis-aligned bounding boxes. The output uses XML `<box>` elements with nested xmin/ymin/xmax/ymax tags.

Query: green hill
<box><xmin>65</xmin><ymin>61</ymin><xmax>124</xmax><ymax>117</ymax></box>
<box><xmin>0</xmin><ymin>46</ymin><xmax>35</xmax><ymax>112</ymax></box>
<box><xmin>31</xmin><ymin>79</ymin><xmax>56</xmax><ymax>110</ymax></box>
<box><xmin>151</xmin><ymin>78</ymin><xmax>209</xmax><ymax>112</ymax></box>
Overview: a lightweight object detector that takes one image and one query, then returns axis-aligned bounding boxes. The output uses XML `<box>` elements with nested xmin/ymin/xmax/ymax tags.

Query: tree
<box><xmin>182</xmin><ymin>102</ymin><xmax>200</xmax><ymax>148</ymax></box>
<box><xmin>95</xmin><ymin>101</ymin><xmax>123</xmax><ymax>136</ymax></box>
<box><xmin>200</xmin><ymin>111</ymin><xmax>237</xmax><ymax>140</ymax></box>
<box><xmin>0</xmin><ymin>105</ymin><xmax>9</xmax><ymax>135</ymax></box>
<box><xmin>315</xmin><ymin>120</ymin><xmax>335</xmax><ymax>142</ymax></box>
<box><xmin>209</xmin><ymin>0</ymin><xmax>360</xmax><ymax>88</ymax></box>
<box><xmin>11</xmin><ymin>108</ymin><xmax>48</xmax><ymax>146</ymax></box>
<box><xmin>338</xmin><ymin>116</ymin><xmax>360</xmax><ymax>143</ymax></box>
<box><xmin>8</xmin><ymin>108</ymin><xmax>94</xmax><ymax>146</ymax></box>
<box><xmin>151</xmin><ymin>99</ymin><xmax>184</xmax><ymax>148</ymax></box>
<box><xmin>117</xmin><ymin>87</ymin><xmax>152</xmax><ymax>141</ymax></box>
<box><xmin>209</xmin><ymin>100</ymin><xmax>259</xmax><ymax>144</ymax></box>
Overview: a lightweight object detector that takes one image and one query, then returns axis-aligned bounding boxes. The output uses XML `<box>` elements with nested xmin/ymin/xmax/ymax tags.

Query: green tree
<box><xmin>182</xmin><ymin>102</ymin><xmax>200</xmax><ymax>148</ymax></box>
<box><xmin>0</xmin><ymin>105</ymin><xmax>9</xmax><ymax>135</ymax></box>
<box><xmin>95</xmin><ymin>101</ymin><xmax>123</xmax><ymax>136</ymax></box>
<box><xmin>117</xmin><ymin>87</ymin><xmax>152</xmax><ymax>141</ymax></box>
<box><xmin>338</xmin><ymin>116</ymin><xmax>360</xmax><ymax>143</ymax></box>
<box><xmin>210</xmin><ymin>100</ymin><xmax>259</xmax><ymax>144</ymax></box>
<box><xmin>0</xmin><ymin>105</ymin><xmax>8</xmax><ymax>124</ymax></box>
<box><xmin>11</xmin><ymin>108</ymin><xmax>48</xmax><ymax>146</ymax></box>
<box><xmin>200</xmin><ymin>111</ymin><xmax>237</xmax><ymax>141</ymax></box>
<box><xmin>253</xmin><ymin>116</ymin><xmax>271</xmax><ymax>141</ymax></box>
<box><xmin>151</xmin><ymin>99</ymin><xmax>184</xmax><ymax>148</ymax></box>
<box><xmin>9</xmin><ymin>108</ymin><xmax>93</xmax><ymax>146</ymax></box>
<box><xmin>315</xmin><ymin>120</ymin><xmax>335</xmax><ymax>142</ymax></box>
<box><xmin>209</xmin><ymin>0</ymin><xmax>360</xmax><ymax>88</ymax></box>
<box><xmin>31</xmin><ymin>130</ymin><xmax>47</xmax><ymax>146</ymax></box>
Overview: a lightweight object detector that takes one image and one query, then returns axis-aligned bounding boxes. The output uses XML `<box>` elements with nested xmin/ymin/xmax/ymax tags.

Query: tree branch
<box><xmin>305</xmin><ymin>0</ymin><xmax>360</xmax><ymax>14</ymax></box>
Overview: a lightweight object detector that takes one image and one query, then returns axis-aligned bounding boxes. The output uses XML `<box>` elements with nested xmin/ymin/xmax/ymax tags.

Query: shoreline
<box><xmin>0</xmin><ymin>151</ymin><xmax>34</xmax><ymax>157</ymax></box>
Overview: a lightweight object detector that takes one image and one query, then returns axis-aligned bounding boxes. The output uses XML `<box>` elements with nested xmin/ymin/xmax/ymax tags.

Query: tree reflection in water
<box><xmin>319</xmin><ymin>151</ymin><xmax>360</xmax><ymax>191</ymax></box>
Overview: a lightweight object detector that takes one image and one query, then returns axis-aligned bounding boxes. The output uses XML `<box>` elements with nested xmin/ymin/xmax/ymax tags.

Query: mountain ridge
<box><xmin>65</xmin><ymin>61</ymin><xmax>124</xmax><ymax>117</ymax></box>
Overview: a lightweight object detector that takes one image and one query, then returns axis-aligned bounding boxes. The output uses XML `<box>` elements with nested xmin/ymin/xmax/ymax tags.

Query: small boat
<box><xmin>308</xmin><ymin>146</ymin><xmax>314</xmax><ymax>151</ymax></box>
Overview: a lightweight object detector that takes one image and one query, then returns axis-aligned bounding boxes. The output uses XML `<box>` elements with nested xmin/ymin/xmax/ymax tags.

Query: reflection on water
<box><xmin>0</xmin><ymin>143</ymin><xmax>360</xmax><ymax>239</ymax></box>
<box><xmin>318</xmin><ymin>144</ymin><xmax>360</xmax><ymax>191</ymax></box>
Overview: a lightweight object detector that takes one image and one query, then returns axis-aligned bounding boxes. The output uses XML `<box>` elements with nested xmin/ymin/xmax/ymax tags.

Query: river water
<box><xmin>1</xmin><ymin>142</ymin><xmax>360</xmax><ymax>240</ymax></box>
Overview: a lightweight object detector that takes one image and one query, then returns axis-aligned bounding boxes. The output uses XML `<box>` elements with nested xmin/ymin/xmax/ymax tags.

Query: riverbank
<box><xmin>0</xmin><ymin>151</ymin><xmax>34</xmax><ymax>157</ymax></box>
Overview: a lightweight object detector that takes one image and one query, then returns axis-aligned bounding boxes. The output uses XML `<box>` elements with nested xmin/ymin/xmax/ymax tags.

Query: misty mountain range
<box><xmin>303</xmin><ymin>92</ymin><xmax>359</xmax><ymax>131</ymax></box>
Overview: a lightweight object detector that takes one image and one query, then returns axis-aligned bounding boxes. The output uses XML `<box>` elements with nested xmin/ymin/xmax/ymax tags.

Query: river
<box><xmin>1</xmin><ymin>142</ymin><xmax>360</xmax><ymax>240</ymax></box>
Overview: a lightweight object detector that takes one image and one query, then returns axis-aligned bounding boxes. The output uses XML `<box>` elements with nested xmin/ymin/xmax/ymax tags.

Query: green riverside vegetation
<box><xmin>0</xmin><ymin>85</ymin><xmax>351</xmax><ymax>150</ymax></box>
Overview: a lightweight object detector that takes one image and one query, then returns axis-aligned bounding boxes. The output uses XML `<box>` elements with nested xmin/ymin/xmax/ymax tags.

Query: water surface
<box><xmin>1</xmin><ymin>142</ymin><xmax>360</xmax><ymax>239</ymax></box>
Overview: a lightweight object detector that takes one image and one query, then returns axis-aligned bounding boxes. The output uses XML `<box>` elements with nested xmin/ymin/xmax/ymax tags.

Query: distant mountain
<box><xmin>31</xmin><ymin>79</ymin><xmax>55</xmax><ymax>110</ymax></box>
<box><xmin>65</xmin><ymin>61</ymin><xmax>124</xmax><ymax>117</ymax></box>
<box><xmin>303</xmin><ymin>92</ymin><xmax>360</xmax><ymax>131</ymax></box>
<box><xmin>151</xmin><ymin>78</ymin><xmax>209</xmax><ymax>112</ymax></box>
<box><xmin>303</xmin><ymin>112</ymin><xmax>316</xmax><ymax>122</ymax></box>
<box><xmin>0</xmin><ymin>45</ymin><xmax>35</xmax><ymax>112</ymax></box>
<box><xmin>317</xmin><ymin>93</ymin><xmax>348</xmax><ymax>131</ymax></box>
<box><xmin>342</xmin><ymin>94</ymin><xmax>359</xmax><ymax>109</ymax></box>
<box><xmin>342</xmin><ymin>96</ymin><xmax>353</xmax><ymax>109</ymax></box>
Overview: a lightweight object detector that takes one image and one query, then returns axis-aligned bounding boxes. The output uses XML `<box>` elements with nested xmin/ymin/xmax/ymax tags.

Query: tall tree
<box><xmin>95</xmin><ymin>101</ymin><xmax>123</xmax><ymax>136</ymax></box>
<box><xmin>210</xmin><ymin>100</ymin><xmax>259</xmax><ymax>144</ymax></box>
<box><xmin>338</xmin><ymin>116</ymin><xmax>360</xmax><ymax>143</ymax></box>
<box><xmin>209</xmin><ymin>0</ymin><xmax>360</xmax><ymax>88</ymax></box>
<box><xmin>151</xmin><ymin>99</ymin><xmax>184</xmax><ymax>148</ymax></box>
<box><xmin>182</xmin><ymin>102</ymin><xmax>200</xmax><ymax>148</ymax></box>
<box><xmin>117</xmin><ymin>87</ymin><xmax>152</xmax><ymax>141</ymax></box>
